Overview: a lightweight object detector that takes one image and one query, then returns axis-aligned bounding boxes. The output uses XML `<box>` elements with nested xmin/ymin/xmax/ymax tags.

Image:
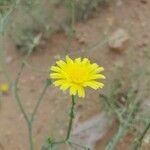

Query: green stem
<box><xmin>14</xmin><ymin>62</ymin><xmax>34</xmax><ymax>150</ymax></box>
<box><xmin>28</xmin><ymin>122</ymin><xmax>34</xmax><ymax>150</ymax></box>
<box><xmin>14</xmin><ymin>62</ymin><xmax>29</xmax><ymax>123</ymax></box>
<box><xmin>66</xmin><ymin>0</ymin><xmax>75</xmax><ymax>52</ymax></box>
<box><xmin>68</xmin><ymin>141</ymin><xmax>90</xmax><ymax>150</ymax></box>
<box><xmin>31</xmin><ymin>80</ymin><xmax>51</xmax><ymax>123</ymax></box>
<box><xmin>66</xmin><ymin>95</ymin><xmax>76</xmax><ymax>141</ymax></box>
<box><xmin>105</xmin><ymin>125</ymin><xmax>127</xmax><ymax>150</ymax></box>
<box><xmin>132</xmin><ymin>120</ymin><xmax>150</xmax><ymax>150</ymax></box>
<box><xmin>45</xmin><ymin>95</ymin><xmax>91</xmax><ymax>150</ymax></box>
<box><xmin>11</xmin><ymin>31</ymin><xmax>32</xmax><ymax>150</ymax></box>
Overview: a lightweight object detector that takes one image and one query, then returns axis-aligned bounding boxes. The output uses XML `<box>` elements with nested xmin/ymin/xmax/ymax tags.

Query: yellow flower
<box><xmin>0</xmin><ymin>83</ymin><xmax>9</xmax><ymax>94</ymax></box>
<box><xmin>50</xmin><ymin>56</ymin><xmax>105</xmax><ymax>98</ymax></box>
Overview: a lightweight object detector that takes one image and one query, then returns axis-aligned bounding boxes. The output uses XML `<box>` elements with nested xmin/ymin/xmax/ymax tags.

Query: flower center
<box><xmin>69</xmin><ymin>67</ymin><xmax>87</xmax><ymax>84</ymax></box>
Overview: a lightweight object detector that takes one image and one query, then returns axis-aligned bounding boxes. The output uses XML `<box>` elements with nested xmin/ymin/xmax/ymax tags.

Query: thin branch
<box><xmin>13</xmin><ymin>62</ymin><xmax>30</xmax><ymax>123</ymax></box>
<box><xmin>13</xmin><ymin>46</ymin><xmax>34</xmax><ymax>150</ymax></box>
<box><xmin>31</xmin><ymin>79</ymin><xmax>51</xmax><ymax>123</ymax></box>
<box><xmin>132</xmin><ymin>120</ymin><xmax>150</xmax><ymax>150</ymax></box>
<box><xmin>65</xmin><ymin>95</ymin><xmax>76</xmax><ymax>141</ymax></box>
<box><xmin>2</xmin><ymin>0</ymin><xmax>20</xmax><ymax>24</ymax></box>
<box><xmin>68</xmin><ymin>141</ymin><xmax>90</xmax><ymax>150</ymax></box>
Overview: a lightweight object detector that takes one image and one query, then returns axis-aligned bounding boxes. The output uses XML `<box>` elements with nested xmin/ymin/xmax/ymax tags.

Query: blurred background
<box><xmin>0</xmin><ymin>0</ymin><xmax>150</xmax><ymax>150</ymax></box>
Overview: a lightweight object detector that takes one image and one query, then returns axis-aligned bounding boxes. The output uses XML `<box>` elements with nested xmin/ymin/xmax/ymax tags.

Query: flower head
<box><xmin>0</xmin><ymin>83</ymin><xmax>9</xmax><ymax>94</ymax></box>
<box><xmin>50</xmin><ymin>56</ymin><xmax>105</xmax><ymax>97</ymax></box>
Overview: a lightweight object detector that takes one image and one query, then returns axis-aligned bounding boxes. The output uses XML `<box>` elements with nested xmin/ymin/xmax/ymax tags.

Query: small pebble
<box><xmin>108</xmin><ymin>28</ymin><xmax>130</xmax><ymax>52</ymax></box>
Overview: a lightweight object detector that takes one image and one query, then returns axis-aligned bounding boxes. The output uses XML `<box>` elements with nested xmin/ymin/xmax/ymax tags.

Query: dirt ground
<box><xmin>0</xmin><ymin>0</ymin><xmax>150</xmax><ymax>150</ymax></box>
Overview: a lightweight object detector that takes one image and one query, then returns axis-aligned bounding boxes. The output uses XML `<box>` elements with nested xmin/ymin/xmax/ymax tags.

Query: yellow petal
<box><xmin>75</xmin><ymin>58</ymin><xmax>81</xmax><ymax>64</ymax></box>
<box><xmin>60</xmin><ymin>83</ymin><xmax>70</xmax><ymax>91</ymax></box>
<box><xmin>83</xmin><ymin>81</ymin><xmax>104</xmax><ymax>89</ymax></box>
<box><xmin>77</xmin><ymin>86</ymin><xmax>85</xmax><ymax>98</ymax></box>
<box><xmin>50</xmin><ymin>73</ymin><xmax>63</xmax><ymax>79</ymax></box>
<box><xmin>70</xmin><ymin>86</ymin><xmax>77</xmax><ymax>96</ymax></box>
<box><xmin>50</xmin><ymin>66</ymin><xmax>61</xmax><ymax>72</ymax></box>
<box><xmin>95</xmin><ymin>67</ymin><xmax>104</xmax><ymax>73</ymax></box>
<box><xmin>89</xmin><ymin>74</ymin><xmax>106</xmax><ymax>80</ymax></box>
<box><xmin>66</xmin><ymin>55</ymin><xmax>73</xmax><ymax>64</ymax></box>
<box><xmin>91</xmin><ymin>63</ymin><xmax>98</xmax><ymax>70</ymax></box>
<box><xmin>56</xmin><ymin>60</ymin><xmax>66</xmax><ymax>69</ymax></box>
<box><xmin>53</xmin><ymin>80</ymin><xmax>65</xmax><ymax>86</ymax></box>
<box><xmin>82</xmin><ymin>58</ymin><xmax>90</xmax><ymax>64</ymax></box>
